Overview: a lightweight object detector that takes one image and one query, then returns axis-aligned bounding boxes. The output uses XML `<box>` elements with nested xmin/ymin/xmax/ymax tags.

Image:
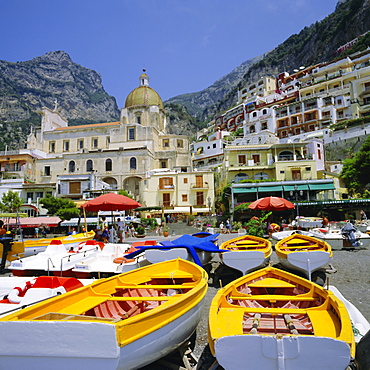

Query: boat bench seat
<box><xmin>58</xmin><ymin>296</ymin><xmax>110</xmax><ymax>314</ymax></box>
<box><xmin>308</xmin><ymin>309</ymin><xmax>340</xmax><ymax>337</ymax></box>
<box><xmin>217</xmin><ymin>308</ymin><xmax>244</xmax><ymax>335</ymax></box>
<box><xmin>152</xmin><ymin>271</ymin><xmax>194</xmax><ymax>279</ymax></box>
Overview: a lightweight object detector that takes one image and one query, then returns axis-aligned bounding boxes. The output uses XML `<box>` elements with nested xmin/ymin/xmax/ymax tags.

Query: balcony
<box><xmin>191</xmin><ymin>183</ymin><xmax>209</xmax><ymax>189</ymax></box>
<box><xmin>158</xmin><ymin>184</ymin><xmax>175</xmax><ymax>191</ymax></box>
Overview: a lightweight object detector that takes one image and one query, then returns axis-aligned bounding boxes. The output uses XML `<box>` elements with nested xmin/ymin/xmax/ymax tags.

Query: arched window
<box><xmin>234</xmin><ymin>173</ymin><xmax>249</xmax><ymax>183</ymax></box>
<box><xmin>254</xmin><ymin>172</ymin><xmax>268</xmax><ymax>180</ymax></box>
<box><xmin>86</xmin><ymin>159</ymin><xmax>93</xmax><ymax>172</ymax></box>
<box><xmin>130</xmin><ymin>157</ymin><xmax>137</xmax><ymax>170</ymax></box>
<box><xmin>69</xmin><ymin>161</ymin><xmax>75</xmax><ymax>173</ymax></box>
<box><xmin>105</xmin><ymin>159</ymin><xmax>112</xmax><ymax>172</ymax></box>
<box><xmin>278</xmin><ymin>151</ymin><xmax>294</xmax><ymax>161</ymax></box>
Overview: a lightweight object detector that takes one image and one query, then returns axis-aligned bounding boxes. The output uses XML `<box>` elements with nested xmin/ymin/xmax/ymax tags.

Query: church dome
<box><xmin>125</xmin><ymin>71</ymin><xmax>164</xmax><ymax>110</ymax></box>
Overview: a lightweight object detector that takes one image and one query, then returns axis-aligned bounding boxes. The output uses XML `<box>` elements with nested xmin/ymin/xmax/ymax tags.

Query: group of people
<box><xmin>219</xmin><ymin>219</ymin><xmax>231</xmax><ymax>234</ymax></box>
<box><xmin>94</xmin><ymin>216</ymin><xmax>138</xmax><ymax>243</ymax></box>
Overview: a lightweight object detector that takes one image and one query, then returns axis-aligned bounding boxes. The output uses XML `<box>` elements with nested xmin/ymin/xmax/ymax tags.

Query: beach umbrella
<box><xmin>81</xmin><ymin>193</ymin><xmax>141</xmax><ymax>212</ymax></box>
<box><xmin>81</xmin><ymin>193</ymin><xmax>141</xmax><ymax>242</ymax></box>
<box><xmin>248</xmin><ymin>196</ymin><xmax>295</xmax><ymax>211</ymax></box>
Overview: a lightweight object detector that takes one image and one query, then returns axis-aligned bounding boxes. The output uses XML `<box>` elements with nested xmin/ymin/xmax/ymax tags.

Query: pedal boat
<box><xmin>12</xmin><ymin>230</ymin><xmax>96</xmax><ymax>258</ymax></box>
<box><xmin>220</xmin><ymin>235</ymin><xmax>272</xmax><ymax>275</ymax></box>
<box><xmin>9</xmin><ymin>239</ymin><xmax>101</xmax><ymax>277</ymax></box>
<box><xmin>275</xmin><ymin>233</ymin><xmax>332</xmax><ymax>280</ymax></box>
<box><xmin>0</xmin><ymin>258</ymin><xmax>208</xmax><ymax>370</ymax></box>
<box><xmin>72</xmin><ymin>242</ymin><xmax>151</xmax><ymax>279</ymax></box>
<box><xmin>208</xmin><ymin>266</ymin><xmax>355</xmax><ymax>370</ymax></box>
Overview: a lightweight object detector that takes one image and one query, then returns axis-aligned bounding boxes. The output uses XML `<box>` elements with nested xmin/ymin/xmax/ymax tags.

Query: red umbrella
<box><xmin>248</xmin><ymin>196</ymin><xmax>295</xmax><ymax>211</ymax></box>
<box><xmin>81</xmin><ymin>193</ymin><xmax>141</xmax><ymax>212</ymax></box>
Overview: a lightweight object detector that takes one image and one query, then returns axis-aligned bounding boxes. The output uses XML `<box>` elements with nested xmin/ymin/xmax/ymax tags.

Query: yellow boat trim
<box><xmin>1</xmin><ymin>258</ymin><xmax>208</xmax><ymax>350</ymax></box>
<box><xmin>208</xmin><ymin>266</ymin><xmax>355</xmax><ymax>358</ymax></box>
<box><xmin>248</xmin><ymin>277</ymin><xmax>296</xmax><ymax>288</ymax></box>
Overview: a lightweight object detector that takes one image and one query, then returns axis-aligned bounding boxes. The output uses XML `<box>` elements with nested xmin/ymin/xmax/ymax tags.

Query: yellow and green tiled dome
<box><xmin>125</xmin><ymin>72</ymin><xmax>164</xmax><ymax>109</ymax></box>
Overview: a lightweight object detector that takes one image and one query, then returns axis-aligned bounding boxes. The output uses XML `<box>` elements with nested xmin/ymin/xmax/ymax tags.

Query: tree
<box><xmin>40</xmin><ymin>196</ymin><xmax>79</xmax><ymax>220</ymax></box>
<box><xmin>0</xmin><ymin>191</ymin><xmax>23</xmax><ymax>213</ymax></box>
<box><xmin>118</xmin><ymin>189</ymin><xmax>133</xmax><ymax>198</ymax></box>
<box><xmin>341</xmin><ymin>136</ymin><xmax>370</xmax><ymax>196</ymax></box>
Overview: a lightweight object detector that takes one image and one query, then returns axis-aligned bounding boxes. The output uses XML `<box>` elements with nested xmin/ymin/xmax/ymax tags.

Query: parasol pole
<box><xmin>123</xmin><ymin>210</ymin><xmax>126</xmax><ymax>242</ymax></box>
<box><xmin>83</xmin><ymin>207</ymin><xmax>87</xmax><ymax>235</ymax></box>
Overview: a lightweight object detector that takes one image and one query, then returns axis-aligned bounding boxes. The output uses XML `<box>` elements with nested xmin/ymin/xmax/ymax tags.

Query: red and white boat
<box><xmin>0</xmin><ymin>276</ymin><xmax>94</xmax><ymax>318</ymax></box>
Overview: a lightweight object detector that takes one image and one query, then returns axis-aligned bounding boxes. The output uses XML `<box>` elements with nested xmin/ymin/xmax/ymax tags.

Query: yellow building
<box><xmin>26</xmin><ymin>71</ymin><xmax>192</xmax><ymax>204</ymax></box>
<box><xmin>139</xmin><ymin>168</ymin><xmax>215</xmax><ymax>216</ymax></box>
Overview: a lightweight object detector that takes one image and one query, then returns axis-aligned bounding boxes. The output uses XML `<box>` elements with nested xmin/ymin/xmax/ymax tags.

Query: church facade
<box><xmin>26</xmin><ymin>72</ymin><xmax>193</xmax><ymax>202</ymax></box>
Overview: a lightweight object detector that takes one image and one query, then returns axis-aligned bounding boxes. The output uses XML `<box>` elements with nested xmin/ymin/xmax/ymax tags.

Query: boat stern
<box><xmin>214</xmin><ymin>334</ymin><xmax>352</xmax><ymax>370</ymax></box>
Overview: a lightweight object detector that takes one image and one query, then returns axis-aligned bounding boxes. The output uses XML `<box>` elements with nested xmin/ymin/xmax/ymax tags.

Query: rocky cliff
<box><xmin>0</xmin><ymin>50</ymin><xmax>120</xmax><ymax>124</ymax></box>
<box><xmin>166</xmin><ymin>0</ymin><xmax>370</xmax><ymax>121</ymax></box>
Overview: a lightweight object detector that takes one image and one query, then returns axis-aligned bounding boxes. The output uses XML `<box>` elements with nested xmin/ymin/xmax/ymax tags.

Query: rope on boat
<box><xmin>249</xmin><ymin>313</ymin><xmax>261</xmax><ymax>334</ymax></box>
<box><xmin>352</xmin><ymin>323</ymin><xmax>363</xmax><ymax>337</ymax></box>
<box><xmin>284</xmin><ymin>314</ymin><xmax>299</xmax><ymax>335</ymax></box>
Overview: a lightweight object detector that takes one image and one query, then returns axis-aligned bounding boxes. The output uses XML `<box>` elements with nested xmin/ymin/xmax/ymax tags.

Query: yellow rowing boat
<box><xmin>275</xmin><ymin>233</ymin><xmax>332</xmax><ymax>281</ymax></box>
<box><xmin>208</xmin><ymin>266</ymin><xmax>355</xmax><ymax>369</ymax></box>
<box><xmin>0</xmin><ymin>258</ymin><xmax>208</xmax><ymax>369</ymax></box>
<box><xmin>220</xmin><ymin>235</ymin><xmax>272</xmax><ymax>275</ymax></box>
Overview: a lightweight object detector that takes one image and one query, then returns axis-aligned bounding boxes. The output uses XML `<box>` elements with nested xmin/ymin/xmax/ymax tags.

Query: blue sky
<box><xmin>1</xmin><ymin>0</ymin><xmax>339</xmax><ymax>107</ymax></box>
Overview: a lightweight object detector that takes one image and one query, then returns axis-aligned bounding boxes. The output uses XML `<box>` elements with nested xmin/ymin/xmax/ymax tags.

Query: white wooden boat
<box><xmin>209</xmin><ymin>266</ymin><xmax>355</xmax><ymax>370</ymax></box>
<box><xmin>0</xmin><ymin>276</ymin><xmax>94</xmax><ymax>318</ymax></box>
<box><xmin>275</xmin><ymin>233</ymin><xmax>332</xmax><ymax>281</ymax></box>
<box><xmin>73</xmin><ymin>243</ymin><xmax>150</xmax><ymax>278</ymax></box>
<box><xmin>220</xmin><ymin>235</ymin><xmax>272</xmax><ymax>275</ymax></box>
<box><xmin>9</xmin><ymin>239</ymin><xmax>101</xmax><ymax>277</ymax></box>
<box><xmin>0</xmin><ymin>259</ymin><xmax>208</xmax><ymax>370</ymax></box>
<box><xmin>310</xmin><ymin>222</ymin><xmax>370</xmax><ymax>250</ymax></box>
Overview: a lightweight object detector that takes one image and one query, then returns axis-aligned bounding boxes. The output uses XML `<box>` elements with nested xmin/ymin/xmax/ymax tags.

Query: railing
<box><xmin>59</xmin><ymin>247</ymin><xmax>99</xmax><ymax>276</ymax></box>
<box><xmin>191</xmin><ymin>183</ymin><xmax>209</xmax><ymax>189</ymax></box>
<box><xmin>47</xmin><ymin>258</ymin><xmax>55</xmax><ymax>276</ymax></box>
<box><xmin>158</xmin><ymin>185</ymin><xmax>175</xmax><ymax>190</ymax></box>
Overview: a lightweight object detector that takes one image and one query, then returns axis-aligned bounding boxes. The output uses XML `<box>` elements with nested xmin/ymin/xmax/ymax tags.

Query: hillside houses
<box><xmin>0</xmin><ymin>49</ymin><xmax>370</xmax><ymax>220</ymax></box>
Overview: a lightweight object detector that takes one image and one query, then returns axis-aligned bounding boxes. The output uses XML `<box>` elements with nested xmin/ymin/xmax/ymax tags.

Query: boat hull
<box><xmin>0</xmin><ymin>301</ymin><xmax>204</xmax><ymax>370</ymax></box>
<box><xmin>145</xmin><ymin>248</ymin><xmax>189</xmax><ymax>264</ymax></box>
<box><xmin>208</xmin><ymin>266</ymin><xmax>355</xmax><ymax>369</ymax></box>
<box><xmin>222</xmin><ymin>250</ymin><xmax>270</xmax><ymax>275</ymax></box>
<box><xmin>21</xmin><ymin>231</ymin><xmax>96</xmax><ymax>257</ymax></box>
<box><xmin>275</xmin><ymin>234</ymin><xmax>332</xmax><ymax>280</ymax></box>
<box><xmin>214</xmin><ymin>334</ymin><xmax>351</xmax><ymax>370</ymax></box>
<box><xmin>277</xmin><ymin>251</ymin><xmax>331</xmax><ymax>279</ymax></box>
<box><xmin>220</xmin><ymin>235</ymin><xmax>272</xmax><ymax>275</ymax></box>
<box><xmin>0</xmin><ymin>259</ymin><xmax>208</xmax><ymax>369</ymax></box>
<box><xmin>310</xmin><ymin>232</ymin><xmax>370</xmax><ymax>250</ymax></box>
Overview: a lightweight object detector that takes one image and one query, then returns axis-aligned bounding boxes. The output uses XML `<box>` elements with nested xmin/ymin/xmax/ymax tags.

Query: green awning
<box><xmin>258</xmin><ymin>186</ymin><xmax>283</xmax><ymax>192</ymax></box>
<box><xmin>283</xmin><ymin>185</ymin><xmax>309</xmax><ymax>191</ymax></box>
<box><xmin>309</xmin><ymin>183</ymin><xmax>335</xmax><ymax>191</ymax></box>
<box><xmin>233</xmin><ymin>187</ymin><xmax>258</xmax><ymax>194</ymax></box>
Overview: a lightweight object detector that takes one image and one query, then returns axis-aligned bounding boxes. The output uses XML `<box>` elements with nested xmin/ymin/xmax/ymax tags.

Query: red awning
<box><xmin>2</xmin><ymin>217</ymin><xmax>62</xmax><ymax>228</ymax></box>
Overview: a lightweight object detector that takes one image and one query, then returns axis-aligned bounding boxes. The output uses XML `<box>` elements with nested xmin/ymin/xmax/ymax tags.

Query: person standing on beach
<box><xmin>116</xmin><ymin>218</ymin><xmax>124</xmax><ymax>243</ymax></box>
<box><xmin>225</xmin><ymin>219</ymin><xmax>231</xmax><ymax>234</ymax></box>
